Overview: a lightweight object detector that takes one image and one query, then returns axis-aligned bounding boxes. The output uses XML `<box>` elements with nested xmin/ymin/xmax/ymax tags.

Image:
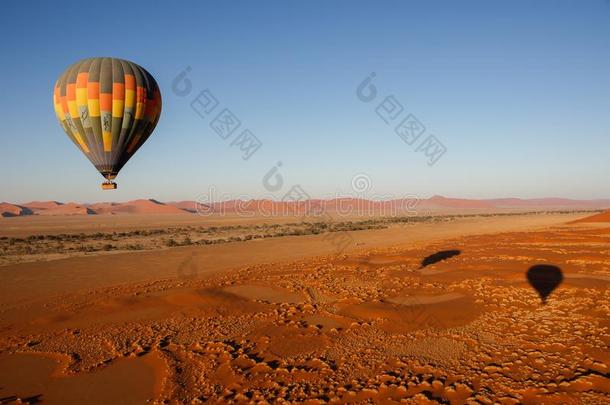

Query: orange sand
<box><xmin>0</xmin><ymin>213</ymin><xmax>608</xmax><ymax>403</ymax></box>
<box><xmin>571</xmin><ymin>210</ymin><xmax>610</xmax><ymax>223</ymax></box>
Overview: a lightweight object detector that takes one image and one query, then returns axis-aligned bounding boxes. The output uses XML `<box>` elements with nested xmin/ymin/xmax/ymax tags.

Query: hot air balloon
<box><xmin>53</xmin><ymin>57</ymin><xmax>162</xmax><ymax>189</ymax></box>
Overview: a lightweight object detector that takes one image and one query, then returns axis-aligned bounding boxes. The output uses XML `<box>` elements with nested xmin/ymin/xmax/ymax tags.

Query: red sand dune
<box><xmin>2</xmin><ymin>196</ymin><xmax>610</xmax><ymax>217</ymax></box>
<box><xmin>487</xmin><ymin>197</ymin><xmax>610</xmax><ymax>208</ymax></box>
<box><xmin>91</xmin><ymin>199</ymin><xmax>189</xmax><ymax>215</ymax></box>
<box><xmin>37</xmin><ymin>203</ymin><xmax>96</xmax><ymax>216</ymax></box>
<box><xmin>425</xmin><ymin>195</ymin><xmax>495</xmax><ymax>209</ymax></box>
<box><xmin>570</xmin><ymin>210</ymin><xmax>610</xmax><ymax>223</ymax></box>
<box><xmin>87</xmin><ymin>202</ymin><xmax>121</xmax><ymax>212</ymax></box>
<box><xmin>21</xmin><ymin>201</ymin><xmax>63</xmax><ymax>213</ymax></box>
<box><xmin>177</xmin><ymin>197</ymin><xmax>486</xmax><ymax>215</ymax></box>
<box><xmin>191</xmin><ymin>198</ymin><xmax>417</xmax><ymax>215</ymax></box>
<box><xmin>167</xmin><ymin>201</ymin><xmax>198</xmax><ymax>213</ymax></box>
<box><xmin>0</xmin><ymin>203</ymin><xmax>32</xmax><ymax>217</ymax></box>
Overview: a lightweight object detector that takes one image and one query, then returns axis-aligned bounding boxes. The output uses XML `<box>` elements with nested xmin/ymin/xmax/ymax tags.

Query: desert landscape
<box><xmin>2</xmin><ymin>1</ymin><xmax>610</xmax><ymax>403</ymax></box>
<box><xmin>0</xmin><ymin>205</ymin><xmax>609</xmax><ymax>404</ymax></box>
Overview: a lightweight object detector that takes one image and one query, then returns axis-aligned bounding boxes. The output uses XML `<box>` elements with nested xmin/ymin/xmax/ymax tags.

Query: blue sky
<box><xmin>1</xmin><ymin>0</ymin><xmax>609</xmax><ymax>203</ymax></box>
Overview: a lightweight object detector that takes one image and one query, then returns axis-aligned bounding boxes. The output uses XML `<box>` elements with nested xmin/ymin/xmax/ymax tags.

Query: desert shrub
<box><xmin>165</xmin><ymin>238</ymin><xmax>178</xmax><ymax>247</ymax></box>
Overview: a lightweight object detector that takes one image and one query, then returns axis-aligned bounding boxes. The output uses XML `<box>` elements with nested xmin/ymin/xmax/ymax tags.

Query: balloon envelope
<box><xmin>53</xmin><ymin>57</ymin><xmax>162</xmax><ymax>181</ymax></box>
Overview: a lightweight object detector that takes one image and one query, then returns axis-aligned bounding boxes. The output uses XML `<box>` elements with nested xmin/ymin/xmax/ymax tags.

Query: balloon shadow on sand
<box><xmin>526</xmin><ymin>264</ymin><xmax>563</xmax><ymax>304</ymax></box>
<box><xmin>420</xmin><ymin>250</ymin><xmax>461</xmax><ymax>269</ymax></box>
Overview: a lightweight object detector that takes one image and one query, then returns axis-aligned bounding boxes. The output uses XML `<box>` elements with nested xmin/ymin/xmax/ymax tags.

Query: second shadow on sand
<box><xmin>420</xmin><ymin>250</ymin><xmax>461</xmax><ymax>269</ymax></box>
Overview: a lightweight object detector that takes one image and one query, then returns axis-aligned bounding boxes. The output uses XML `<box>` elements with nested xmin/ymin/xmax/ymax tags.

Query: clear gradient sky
<box><xmin>1</xmin><ymin>0</ymin><xmax>609</xmax><ymax>203</ymax></box>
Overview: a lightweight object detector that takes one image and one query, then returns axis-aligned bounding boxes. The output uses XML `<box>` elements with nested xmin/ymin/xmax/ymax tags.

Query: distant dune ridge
<box><xmin>20</xmin><ymin>201</ymin><xmax>63</xmax><ymax>214</ymax></box>
<box><xmin>90</xmin><ymin>199</ymin><xmax>187</xmax><ymax>215</ymax></box>
<box><xmin>35</xmin><ymin>203</ymin><xmax>96</xmax><ymax>216</ymax></box>
<box><xmin>1</xmin><ymin>196</ymin><xmax>610</xmax><ymax>217</ymax></box>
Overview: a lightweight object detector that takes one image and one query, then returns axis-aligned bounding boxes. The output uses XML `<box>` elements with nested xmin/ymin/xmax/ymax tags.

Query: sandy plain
<box><xmin>0</xmin><ymin>211</ymin><xmax>608</xmax><ymax>404</ymax></box>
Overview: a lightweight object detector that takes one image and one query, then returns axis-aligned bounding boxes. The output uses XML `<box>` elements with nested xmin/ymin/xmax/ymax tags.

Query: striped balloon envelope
<box><xmin>53</xmin><ymin>57</ymin><xmax>162</xmax><ymax>189</ymax></box>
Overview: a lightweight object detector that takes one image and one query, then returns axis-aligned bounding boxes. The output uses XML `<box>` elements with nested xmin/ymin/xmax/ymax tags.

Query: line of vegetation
<box><xmin>0</xmin><ymin>210</ymin><xmax>601</xmax><ymax>262</ymax></box>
